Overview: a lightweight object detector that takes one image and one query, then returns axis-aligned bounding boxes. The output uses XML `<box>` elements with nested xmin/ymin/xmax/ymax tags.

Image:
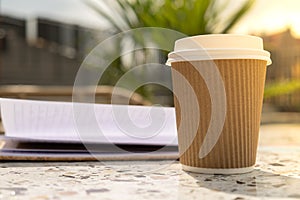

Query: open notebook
<box><xmin>0</xmin><ymin>98</ymin><xmax>178</xmax><ymax>161</ymax></box>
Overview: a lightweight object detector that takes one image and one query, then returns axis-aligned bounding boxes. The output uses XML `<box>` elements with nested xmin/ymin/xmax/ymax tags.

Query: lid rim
<box><xmin>166</xmin><ymin>54</ymin><xmax>272</xmax><ymax>66</ymax></box>
<box><xmin>169</xmin><ymin>47</ymin><xmax>269</xmax><ymax>53</ymax></box>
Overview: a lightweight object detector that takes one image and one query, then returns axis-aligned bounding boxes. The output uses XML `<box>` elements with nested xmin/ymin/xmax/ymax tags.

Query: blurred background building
<box><xmin>263</xmin><ymin>29</ymin><xmax>300</xmax><ymax>111</ymax></box>
<box><xmin>0</xmin><ymin>15</ymin><xmax>107</xmax><ymax>85</ymax></box>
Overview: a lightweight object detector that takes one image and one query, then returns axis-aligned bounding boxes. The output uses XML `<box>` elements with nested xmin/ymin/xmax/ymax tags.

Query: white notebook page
<box><xmin>0</xmin><ymin>98</ymin><xmax>178</xmax><ymax>146</ymax></box>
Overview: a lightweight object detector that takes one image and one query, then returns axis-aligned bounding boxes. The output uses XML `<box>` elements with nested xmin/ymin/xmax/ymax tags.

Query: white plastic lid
<box><xmin>167</xmin><ymin>34</ymin><xmax>272</xmax><ymax>65</ymax></box>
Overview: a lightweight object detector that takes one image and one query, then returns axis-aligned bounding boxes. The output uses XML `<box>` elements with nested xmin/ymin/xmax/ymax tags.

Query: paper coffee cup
<box><xmin>168</xmin><ymin>34</ymin><xmax>271</xmax><ymax>174</ymax></box>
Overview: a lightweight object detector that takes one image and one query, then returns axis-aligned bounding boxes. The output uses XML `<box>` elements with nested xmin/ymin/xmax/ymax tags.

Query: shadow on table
<box><xmin>185</xmin><ymin>169</ymin><xmax>300</xmax><ymax>199</ymax></box>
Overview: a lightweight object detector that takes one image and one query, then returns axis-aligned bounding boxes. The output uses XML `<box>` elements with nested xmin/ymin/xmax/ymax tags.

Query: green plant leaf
<box><xmin>221</xmin><ymin>0</ymin><xmax>255</xmax><ymax>33</ymax></box>
<box><xmin>84</xmin><ymin>0</ymin><xmax>256</xmax><ymax>101</ymax></box>
<box><xmin>264</xmin><ymin>80</ymin><xmax>300</xmax><ymax>98</ymax></box>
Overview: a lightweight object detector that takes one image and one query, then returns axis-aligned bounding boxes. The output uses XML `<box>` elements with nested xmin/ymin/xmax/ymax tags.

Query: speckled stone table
<box><xmin>0</xmin><ymin>124</ymin><xmax>300</xmax><ymax>200</ymax></box>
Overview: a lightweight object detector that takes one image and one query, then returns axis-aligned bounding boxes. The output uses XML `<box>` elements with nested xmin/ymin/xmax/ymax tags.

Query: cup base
<box><xmin>182</xmin><ymin>164</ymin><xmax>254</xmax><ymax>175</ymax></box>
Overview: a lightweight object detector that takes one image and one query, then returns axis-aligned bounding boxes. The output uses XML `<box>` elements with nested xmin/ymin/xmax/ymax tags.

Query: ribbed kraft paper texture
<box><xmin>171</xmin><ymin>59</ymin><xmax>267</xmax><ymax>169</ymax></box>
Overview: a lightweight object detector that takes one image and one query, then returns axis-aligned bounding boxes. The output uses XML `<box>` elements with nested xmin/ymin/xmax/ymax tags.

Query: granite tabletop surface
<box><xmin>0</xmin><ymin>124</ymin><xmax>300</xmax><ymax>200</ymax></box>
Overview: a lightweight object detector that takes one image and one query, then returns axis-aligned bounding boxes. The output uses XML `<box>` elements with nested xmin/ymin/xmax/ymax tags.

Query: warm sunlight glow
<box><xmin>232</xmin><ymin>0</ymin><xmax>300</xmax><ymax>37</ymax></box>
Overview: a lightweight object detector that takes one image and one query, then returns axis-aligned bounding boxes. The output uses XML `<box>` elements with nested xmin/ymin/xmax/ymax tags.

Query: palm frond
<box><xmin>85</xmin><ymin>0</ymin><xmax>125</xmax><ymax>32</ymax></box>
<box><xmin>85</xmin><ymin>0</ymin><xmax>256</xmax><ymax>100</ymax></box>
<box><xmin>221</xmin><ymin>0</ymin><xmax>255</xmax><ymax>33</ymax></box>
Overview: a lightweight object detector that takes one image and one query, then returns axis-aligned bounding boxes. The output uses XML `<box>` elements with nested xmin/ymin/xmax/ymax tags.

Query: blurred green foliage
<box><xmin>88</xmin><ymin>0</ymin><xmax>255</xmax><ymax>34</ymax></box>
<box><xmin>264</xmin><ymin>80</ymin><xmax>300</xmax><ymax>98</ymax></box>
<box><xmin>86</xmin><ymin>0</ymin><xmax>255</xmax><ymax>101</ymax></box>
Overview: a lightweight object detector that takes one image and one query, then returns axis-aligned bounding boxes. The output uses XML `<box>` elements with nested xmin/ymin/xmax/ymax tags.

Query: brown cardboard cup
<box><xmin>168</xmin><ymin>35</ymin><xmax>271</xmax><ymax>174</ymax></box>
